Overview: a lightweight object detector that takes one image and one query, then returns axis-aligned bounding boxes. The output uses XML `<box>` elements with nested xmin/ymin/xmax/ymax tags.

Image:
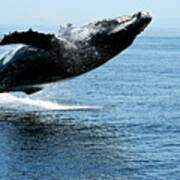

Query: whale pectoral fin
<box><xmin>0</xmin><ymin>29</ymin><xmax>55</xmax><ymax>50</ymax></box>
<box><xmin>23</xmin><ymin>87</ymin><xmax>43</xmax><ymax>95</ymax></box>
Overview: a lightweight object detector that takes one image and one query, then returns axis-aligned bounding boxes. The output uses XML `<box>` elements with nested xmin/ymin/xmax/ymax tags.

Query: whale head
<box><xmin>59</xmin><ymin>12</ymin><xmax>152</xmax><ymax>76</ymax></box>
<box><xmin>88</xmin><ymin>12</ymin><xmax>152</xmax><ymax>56</ymax></box>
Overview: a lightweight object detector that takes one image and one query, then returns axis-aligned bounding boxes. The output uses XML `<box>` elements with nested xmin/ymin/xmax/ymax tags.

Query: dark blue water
<box><xmin>0</xmin><ymin>28</ymin><xmax>180</xmax><ymax>180</ymax></box>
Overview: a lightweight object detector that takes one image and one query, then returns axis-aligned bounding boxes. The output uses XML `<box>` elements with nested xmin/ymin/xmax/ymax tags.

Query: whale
<box><xmin>0</xmin><ymin>11</ymin><xmax>152</xmax><ymax>94</ymax></box>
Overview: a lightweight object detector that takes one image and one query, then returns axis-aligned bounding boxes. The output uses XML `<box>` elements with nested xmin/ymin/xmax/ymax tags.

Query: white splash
<box><xmin>0</xmin><ymin>93</ymin><xmax>103</xmax><ymax>111</ymax></box>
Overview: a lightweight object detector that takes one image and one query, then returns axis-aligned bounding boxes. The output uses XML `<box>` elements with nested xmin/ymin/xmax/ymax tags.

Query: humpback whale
<box><xmin>0</xmin><ymin>12</ymin><xmax>152</xmax><ymax>94</ymax></box>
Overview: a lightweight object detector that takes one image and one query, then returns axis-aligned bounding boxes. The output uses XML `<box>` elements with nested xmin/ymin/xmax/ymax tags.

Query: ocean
<box><xmin>0</xmin><ymin>27</ymin><xmax>180</xmax><ymax>180</ymax></box>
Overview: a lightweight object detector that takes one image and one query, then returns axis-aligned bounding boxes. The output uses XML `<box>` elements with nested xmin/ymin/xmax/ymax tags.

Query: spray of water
<box><xmin>0</xmin><ymin>93</ymin><xmax>103</xmax><ymax>111</ymax></box>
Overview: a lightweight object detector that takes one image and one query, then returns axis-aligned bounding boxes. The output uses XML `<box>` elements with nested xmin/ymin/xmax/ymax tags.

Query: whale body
<box><xmin>0</xmin><ymin>12</ymin><xmax>152</xmax><ymax>94</ymax></box>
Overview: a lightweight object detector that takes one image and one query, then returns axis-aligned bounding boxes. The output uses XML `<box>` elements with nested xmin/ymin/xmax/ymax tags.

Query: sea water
<box><xmin>0</xmin><ymin>27</ymin><xmax>180</xmax><ymax>180</ymax></box>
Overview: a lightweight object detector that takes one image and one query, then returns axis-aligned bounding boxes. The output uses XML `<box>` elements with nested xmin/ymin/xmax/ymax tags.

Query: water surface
<box><xmin>0</xmin><ymin>28</ymin><xmax>180</xmax><ymax>180</ymax></box>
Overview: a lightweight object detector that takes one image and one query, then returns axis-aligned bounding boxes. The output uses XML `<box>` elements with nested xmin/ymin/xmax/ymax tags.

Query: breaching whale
<box><xmin>0</xmin><ymin>12</ymin><xmax>152</xmax><ymax>94</ymax></box>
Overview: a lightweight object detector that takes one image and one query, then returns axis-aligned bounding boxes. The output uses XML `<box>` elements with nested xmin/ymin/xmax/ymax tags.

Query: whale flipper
<box><xmin>0</xmin><ymin>29</ymin><xmax>55</xmax><ymax>50</ymax></box>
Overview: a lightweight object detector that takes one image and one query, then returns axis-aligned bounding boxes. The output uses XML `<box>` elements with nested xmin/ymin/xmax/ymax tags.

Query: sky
<box><xmin>0</xmin><ymin>0</ymin><xmax>180</xmax><ymax>29</ymax></box>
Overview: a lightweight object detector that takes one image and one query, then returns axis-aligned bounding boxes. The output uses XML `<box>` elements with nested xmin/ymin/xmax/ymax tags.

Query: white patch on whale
<box><xmin>0</xmin><ymin>45</ymin><xmax>25</xmax><ymax>65</ymax></box>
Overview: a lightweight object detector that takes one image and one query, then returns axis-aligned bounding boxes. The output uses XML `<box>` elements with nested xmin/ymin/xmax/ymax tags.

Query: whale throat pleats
<box><xmin>0</xmin><ymin>29</ymin><xmax>55</xmax><ymax>50</ymax></box>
